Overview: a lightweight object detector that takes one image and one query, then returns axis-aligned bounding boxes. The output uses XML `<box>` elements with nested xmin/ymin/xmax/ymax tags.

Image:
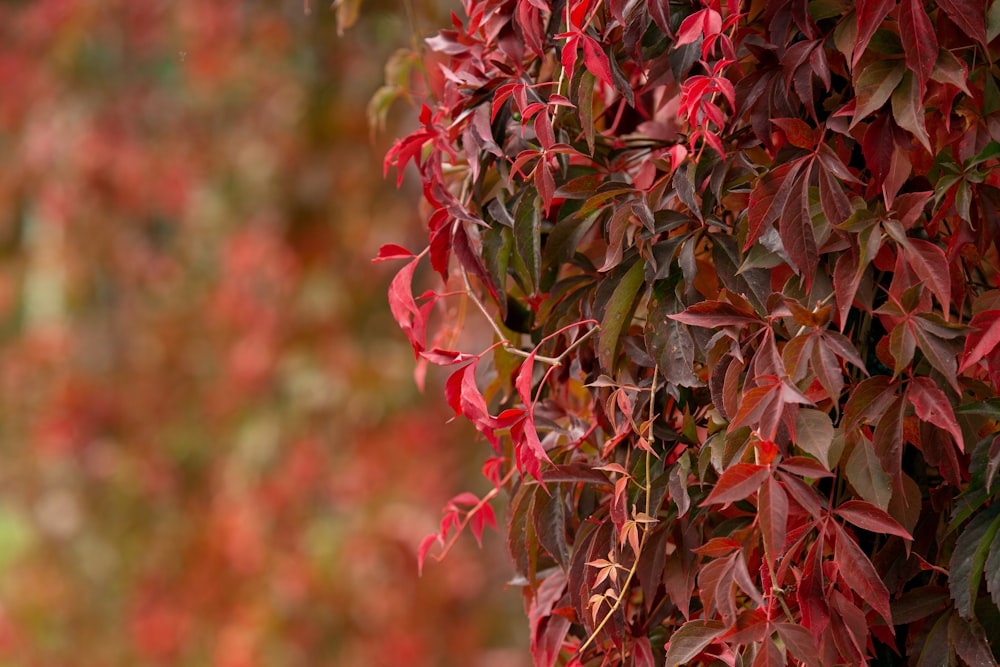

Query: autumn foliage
<box><xmin>381</xmin><ymin>0</ymin><xmax>1000</xmax><ymax>664</ymax></box>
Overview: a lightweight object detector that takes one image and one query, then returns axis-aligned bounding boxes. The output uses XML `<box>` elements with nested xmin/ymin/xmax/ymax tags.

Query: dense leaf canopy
<box><xmin>382</xmin><ymin>0</ymin><xmax>1000</xmax><ymax>664</ymax></box>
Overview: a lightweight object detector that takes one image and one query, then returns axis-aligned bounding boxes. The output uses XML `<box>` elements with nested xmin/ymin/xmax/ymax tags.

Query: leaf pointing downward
<box><xmin>834</xmin><ymin>523</ymin><xmax>893</xmax><ymax>624</ymax></box>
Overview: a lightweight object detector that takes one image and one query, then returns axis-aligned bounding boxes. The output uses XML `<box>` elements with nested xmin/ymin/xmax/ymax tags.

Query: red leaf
<box><xmin>798</xmin><ymin>537</ymin><xmax>830</xmax><ymax>639</ymax></box>
<box><xmin>835</xmin><ymin>500</ymin><xmax>913</xmax><ymax>539</ymax></box>
<box><xmin>898</xmin><ymin>0</ymin><xmax>938</xmax><ymax>91</ymax></box>
<box><xmin>772</xmin><ymin>118</ymin><xmax>817</xmax><ymax>149</ymax></box>
<box><xmin>833</xmin><ymin>523</ymin><xmax>893</xmax><ymax>624</ymax></box>
<box><xmin>779</xmin><ymin>456</ymin><xmax>835</xmax><ymax>479</ymax></box>
<box><xmin>907</xmin><ymin>377</ymin><xmax>964</xmax><ymax>451</ymax></box>
<box><xmin>388</xmin><ymin>258</ymin><xmax>426</xmax><ymax>355</ymax></box>
<box><xmin>417</xmin><ymin>533</ymin><xmax>439</xmax><ymax>575</ymax></box>
<box><xmin>751</xmin><ymin>638</ymin><xmax>784</xmax><ymax>667</ymax></box>
<box><xmin>730</xmin><ymin>379</ymin><xmax>786</xmax><ymax>438</ymax></box>
<box><xmin>852</xmin><ymin>0</ymin><xmax>895</xmax><ymax>67</ymax></box>
<box><xmin>469</xmin><ymin>502</ymin><xmax>497</xmax><ymax>546</ymax></box>
<box><xmin>746</xmin><ymin>161</ymin><xmax>805</xmax><ymax>250</ymax></box>
<box><xmin>692</xmin><ymin>537</ymin><xmax>741</xmax><ymax>557</ymax></box>
<box><xmin>633</xmin><ymin>636</ymin><xmax>655</xmax><ymax>667</ymax></box>
<box><xmin>959</xmin><ymin>309</ymin><xmax>1000</xmax><ymax>372</ymax></box>
<box><xmin>778</xmin><ymin>171</ymin><xmax>819</xmax><ymax>287</ymax></box>
<box><xmin>668</xmin><ymin>300</ymin><xmax>761</xmax><ymax>328</ymax></box>
<box><xmin>700</xmin><ymin>463</ymin><xmax>769</xmax><ymax>507</ymax></box>
<box><xmin>676</xmin><ymin>8</ymin><xmax>721</xmax><ymax>46</ymax></box>
<box><xmin>936</xmin><ymin>0</ymin><xmax>988</xmax><ymax>48</ymax></box>
<box><xmin>903</xmin><ymin>238</ymin><xmax>951</xmax><ymax>320</ymax></box>
<box><xmin>372</xmin><ymin>243</ymin><xmax>415</xmax><ymax>263</ymax></box>
<box><xmin>581</xmin><ymin>35</ymin><xmax>614</xmax><ymax>88</ymax></box>
<box><xmin>529</xmin><ymin>570</ymin><xmax>569</xmax><ymax>667</ymax></box>
<box><xmin>759</xmin><ymin>476</ymin><xmax>789</xmax><ymax>569</ymax></box>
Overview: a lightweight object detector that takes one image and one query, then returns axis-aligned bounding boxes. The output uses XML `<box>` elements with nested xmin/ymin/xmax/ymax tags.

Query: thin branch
<box><xmin>459</xmin><ymin>266</ymin><xmax>598</xmax><ymax>366</ymax></box>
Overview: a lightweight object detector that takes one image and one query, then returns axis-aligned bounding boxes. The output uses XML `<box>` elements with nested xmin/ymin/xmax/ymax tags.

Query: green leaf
<box><xmin>514</xmin><ymin>193</ymin><xmax>542</xmax><ymax>294</ymax></box>
<box><xmin>534</xmin><ymin>484</ymin><xmax>570</xmax><ymax>570</ymax></box>
<box><xmin>985</xmin><ymin>516</ymin><xmax>1000</xmax><ymax>613</ymax></box>
<box><xmin>598</xmin><ymin>259</ymin><xmax>645</xmax><ymax>372</ymax></box>
<box><xmin>482</xmin><ymin>222</ymin><xmax>512</xmax><ymax>315</ymax></box>
<box><xmin>949</xmin><ymin>502</ymin><xmax>1000</xmax><ymax>620</ymax></box>
<box><xmin>646</xmin><ymin>282</ymin><xmax>700</xmax><ymax>388</ymax></box>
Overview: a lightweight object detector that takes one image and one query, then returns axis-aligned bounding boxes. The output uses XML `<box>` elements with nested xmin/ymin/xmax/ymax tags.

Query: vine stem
<box><xmin>577</xmin><ymin>366</ymin><xmax>659</xmax><ymax>659</ymax></box>
<box><xmin>428</xmin><ymin>468</ymin><xmax>517</xmax><ymax>564</ymax></box>
<box><xmin>459</xmin><ymin>265</ymin><xmax>598</xmax><ymax>366</ymax></box>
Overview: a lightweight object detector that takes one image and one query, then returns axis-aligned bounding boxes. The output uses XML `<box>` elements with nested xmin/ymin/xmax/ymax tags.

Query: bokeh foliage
<box><xmin>0</xmin><ymin>1</ymin><xmax>525</xmax><ymax>665</ymax></box>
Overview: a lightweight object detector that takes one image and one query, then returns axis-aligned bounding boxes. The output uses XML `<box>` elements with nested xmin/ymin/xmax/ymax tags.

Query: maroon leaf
<box><xmin>668</xmin><ymin>300</ymin><xmax>761</xmax><ymax>328</ymax></box>
<box><xmin>780</xmin><ymin>455</ymin><xmax>835</xmax><ymax>479</ymax></box>
<box><xmin>798</xmin><ymin>537</ymin><xmax>830</xmax><ymax>639</ymax></box>
<box><xmin>778</xmin><ymin>170</ymin><xmax>819</xmax><ymax>286</ymax></box>
<box><xmin>959</xmin><ymin>309</ymin><xmax>1000</xmax><ymax>372</ymax></box>
<box><xmin>852</xmin><ymin>0</ymin><xmax>895</xmax><ymax>67</ymax></box>
<box><xmin>891</xmin><ymin>71</ymin><xmax>932</xmax><ymax>153</ymax></box>
<box><xmin>903</xmin><ymin>237</ymin><xmax>951</xmax><ymax>320</ymax></box>
<box><xmin>772</xmin><ymin>118</ymin><xmax>817</xmax><ymax>149</ymax></box>
<box><xmin>700</xmin><ymin>463</ymin><xmax>769</xmax><ymax>507</ymax></box>
<box><xmin>633</xmin><ymin>635</ymin><xmax>655</xmax><ymax>667</ymax></box>
<box><xmin>852</xmin><ymin>61</ymin><xmax>906</xmax><ymax>127</ymax></box>
<box><xmin>936</xmin><ymin>0</ymin><xmax>989</xmax><ymax>48</ymax></box>
<box><xmin>746</xmin><ymin>161</ymin><xmax>805</xmax><ymax>250</ymax></box>
<box><xmin>833</xmin><ymin>523</ymin><xmax>893</xmax><ymax>624</ymax></box>
<box><xmin>907</xmin><ymin>377</ymin><xmax>964</xmax><ymax>451</ymax></box>
<box><xmin>529</xmin><ymin>569</ymin><xmax>569</xmax><ymax>667</ymax></box>
<box><xmin>751</xmin><ymin>638</ymin><xmax>784</xmax><ymax>667</ymax></box>
<box><xmin>835</xmin><ymin>499</ymin><xmax>913</xmax><ymax>539</ymax></box>
<box><xmin>898</xmin><ymin>0</ymin><xmax>938</xmax><ymax>91</ymax></box>
<box><xmin>663</xmin><ymin>620</ymin><xmax>726</xmax><ymax>666</ymax></box>
<box><xmin>759</xmin><ymin>476</ymin><xmax>789</xmax><ymax>569</ymax></box>
<box><xmin>775</xmin><ymin>623</ymin><xmax>818</xmax><ymax>667</ymax></box>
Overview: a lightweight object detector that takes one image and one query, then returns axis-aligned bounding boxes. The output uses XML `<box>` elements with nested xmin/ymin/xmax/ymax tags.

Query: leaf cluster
<box><xmin>379</xmin><ymin>0</ymin><xmax>1000</xmax><ymax>664</ymax></box>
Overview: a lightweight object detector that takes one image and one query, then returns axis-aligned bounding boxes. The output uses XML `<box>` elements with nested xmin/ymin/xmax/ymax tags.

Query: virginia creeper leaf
<box><xmin>663</xmin><ymin>620</ymin><xmax>725</xmax><ymax>667</ymax></box>
<box><xmin>907</xmin><ymin>377</ymin><xmax>964</xmax><ymax>452</ymax></box>
<box><xmin>835</xmin><ymin>499</ymin><xmax>913</xmax><ymax>539</ymax></box>
<box><xmin>950</xmin><ymin>502</ymin><xmax>1000</xmax><ymax>620</ymax></box>
<box><xmin>845</xmin><ymin>436</ymin><xmax>892</xmax><ymax>510</ymax></box>
<box><xmin>700</xmin><ymin>463</ymin><xmax>769</xmax><ymax>507</ymax></box>
<box><xmin>759</xmin><ymin>475</ymin><xmax>788</xmax><ymax>570</ymax></box>
<box><xmin>852</xmin><ymin>60</ymin><xmax>906</xmax><ymax>127</ymax></box>
<box><xmin>833</xmin><ymin>523</ymin><xmax>893</xmax><ymax>624</ymax></box>
<box><xmin>598</xmin><ymin>259</ymin><xmax>645</xmax><ymax>372</ymax></box>
<box><xmin>937</xmin><ymin>0</ymin><xmax>989</xmax><ymax>48</ymax></box>
<box><xmin>898</xmin><ymin>0</ymin><xmax>938</xmax><ymax>90</ymax></box>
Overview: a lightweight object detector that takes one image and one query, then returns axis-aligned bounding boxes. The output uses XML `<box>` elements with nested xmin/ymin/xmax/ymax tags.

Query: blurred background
<box><xmin>0</xmin><ymin>1</ymin><xmax>528</xmax><ymax>665</ymax></box>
